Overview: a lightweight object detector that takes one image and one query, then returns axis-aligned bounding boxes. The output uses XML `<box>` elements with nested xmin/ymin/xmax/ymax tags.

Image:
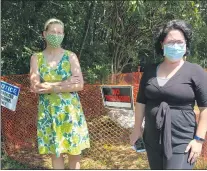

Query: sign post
<box><xmin>101</xmin><ymin>85</ymin><xmax>145</xmax><ymax>152</ymax></box>
<box><xmin>1</xmin><ymin>81</ymin><xmax>20</xmax><ymax>111</ymax></box>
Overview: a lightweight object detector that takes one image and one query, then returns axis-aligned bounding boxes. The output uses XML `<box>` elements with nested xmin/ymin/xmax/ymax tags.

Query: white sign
<box><xmin>1</xmin><ymin>81</ymin><xmax>20</xmax><ymax>111</ymax></box>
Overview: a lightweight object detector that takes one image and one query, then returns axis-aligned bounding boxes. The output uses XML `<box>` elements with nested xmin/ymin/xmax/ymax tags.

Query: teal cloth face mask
<box><xmin>164</xmin><ymin>43</ymin><xmax>186</xmax><ymax>62</ymax></box>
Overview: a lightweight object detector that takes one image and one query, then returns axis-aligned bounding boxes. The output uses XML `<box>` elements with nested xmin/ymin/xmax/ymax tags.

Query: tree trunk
<box><xmin>79</xmin><ymin>2</ymin><xmax>96</xmax><ymax>59</ymax></box>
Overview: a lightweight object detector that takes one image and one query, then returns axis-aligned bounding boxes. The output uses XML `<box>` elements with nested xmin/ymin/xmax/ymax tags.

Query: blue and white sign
<box><xmin>1</xmin><ymin>81</ymin><xmax>20</xmax><ymax>111</ymax></box>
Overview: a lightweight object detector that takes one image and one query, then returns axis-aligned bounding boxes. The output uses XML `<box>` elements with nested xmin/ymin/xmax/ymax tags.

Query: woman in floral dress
<box><xmin>30</xmin><ymin>18</ymin><xmax>90</xmax><ymax>169</ymax></box>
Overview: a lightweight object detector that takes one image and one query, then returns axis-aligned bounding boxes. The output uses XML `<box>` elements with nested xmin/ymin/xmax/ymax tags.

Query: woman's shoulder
<box><xmin>185</xmin><ymin>61</ymin><xmax>204</xmax><ymax>71</ymax></box>
<box><xmin>64</xmin><ymin>49</ymin><xmax>74</xmax><ymax>54</ymax></box>
<box><xmin>185</xmin><ymin>61</ymin><xmax>206</xmax><ymax>76</ymax></box>
<box><xmin>64</xmin><ymin>49</ymin><xmax>77</xmax><ymax>57</ymax></box>
<box><xmin>30</xmin><ymin>52</ymin><xmax>43</xmax><ymax>60</ymax></box>
<box><xmin>64</xmin><ymin>50</ymin><xmax>79</xmax><ymax>61</ymax></box>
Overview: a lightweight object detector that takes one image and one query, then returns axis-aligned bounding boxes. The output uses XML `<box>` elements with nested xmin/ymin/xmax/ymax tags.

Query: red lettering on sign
<box><xmin>104</xmin><ymin>95</ymin><xmax>131</xmax><ymax>103</ymax></box>
<box><xmin>112</xmin><ymin>89</ymin><xmax>120</xmax><ymax>96</ymax></box>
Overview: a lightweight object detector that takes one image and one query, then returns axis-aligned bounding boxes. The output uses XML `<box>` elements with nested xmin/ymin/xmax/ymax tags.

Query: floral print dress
<box><xmin>36</xmin><ymin>50</ymin><xmax>90</xmax><ymax>157</ymax></box>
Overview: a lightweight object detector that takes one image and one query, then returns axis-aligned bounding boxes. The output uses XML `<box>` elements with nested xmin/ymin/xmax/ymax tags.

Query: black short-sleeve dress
<box><xmin>137</xmin><ymin>61</ymin><xmax>207</xmax><ymax>158</ymax></box>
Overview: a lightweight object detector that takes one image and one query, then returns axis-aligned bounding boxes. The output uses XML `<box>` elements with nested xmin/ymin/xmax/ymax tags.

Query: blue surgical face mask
<box><xmin>163</xmin><ymin>43</ymin><xmax>186</xmax><ymax>62</ymax></box>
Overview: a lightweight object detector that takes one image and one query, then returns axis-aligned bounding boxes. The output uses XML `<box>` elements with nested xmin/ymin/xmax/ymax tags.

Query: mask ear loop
<box><xmin>183</xmin><ymin>41</ymin><xmax>187</xmax><ymax>58</ymax></box>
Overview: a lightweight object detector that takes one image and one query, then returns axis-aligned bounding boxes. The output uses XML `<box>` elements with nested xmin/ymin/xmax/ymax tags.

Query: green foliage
<box><xmin>84</xmin><ymin>64</ymin><xmax>110</xmax><ymax>84</ymax></box>
<box><xmin>2</xmin><ymin>1</ymin><xmax>207</xmax><ymax>81</ymax></box>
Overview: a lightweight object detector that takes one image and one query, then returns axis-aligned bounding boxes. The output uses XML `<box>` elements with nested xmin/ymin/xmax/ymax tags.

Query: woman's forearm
<box><xmin>196</xmin><ymin>107</ymin><xmax>207</xmax><ymax>139</ymax></box>
<box><xmin>31</xmin><ymin>82</ymin><xmax>61</xmax><ymax>93</ymax></box>
<box><xmin>53</xmin><ymin>83</ymin><xmax>84</xmax><ymax>93</ymax></box>
<box><xmin>32</xmin><ymin>76</ymin><xmax>82</xmax><ymax>94</ymax></box>
<box><xmin>52</xmin><ymin>75</ymin><xmax>84</xmax><ymax>93</ymax></box>
<box><xmin>134</xmin><ymin>103</ymin><xmax>145</xmax><ymax>129</ymax></box>
<box><xmin>35</xmin><ymin>83</ymin><xmax>83</xmax><ymax>94</ymax></box>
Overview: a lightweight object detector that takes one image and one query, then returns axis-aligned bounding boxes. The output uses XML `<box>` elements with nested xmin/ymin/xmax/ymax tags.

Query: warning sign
<box><xmin>101</xmin><ymin>85</ymin><xmax>134</xmax><ymax>110</ymax></box>
<box><xmin>1</xmin><ymin>81</ymin><xmax>20</xmax><ymax>111</ymax></box>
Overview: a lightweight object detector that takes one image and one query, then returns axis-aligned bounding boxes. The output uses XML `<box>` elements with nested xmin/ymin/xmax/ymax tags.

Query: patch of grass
<box><xmin>1</xmin><ymin>155</ymin><xmax>31</xmax><ymax>170</ymax></box>
<box><xmin>1</xmin><ymin>144</ymin><xmax>149</xmax><ymax>170</ymax></box>
<box><xmin>1</xmin><ymin>147</ymin><xmax>48</xmax><ymax>170</ymax></box>
<box><xmin>1</xmin><ymin>145</ymin><xmax>207</xmax><ymax>170</ymax></box>
<box><xmin>80</xmin><ymin>158</ymin><xmax>108</xmax><ymax>169</ymax></box>
<box><xmin>194</xmin><ymin>157</ymin><xmax>207</xmax><ymax>169</ymax></box>
<box><xmin>80</xmin><ymin>144</ymin><xmax>149</xmax><ymax>169</ymax></box>
<box><xmin>1</xmin><ymin>114</ymin><xmax>207</xmax><ymax>169</ymax></box>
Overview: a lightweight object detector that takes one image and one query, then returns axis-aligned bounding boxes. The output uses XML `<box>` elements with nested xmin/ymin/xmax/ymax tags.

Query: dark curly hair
<box><xmin>154</xmin><ymin>20</ymin><xmax>193</xmax><ymax>57</ymax></box>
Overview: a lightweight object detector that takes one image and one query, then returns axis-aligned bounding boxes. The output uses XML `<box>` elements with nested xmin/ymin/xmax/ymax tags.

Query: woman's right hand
<box><xmin>60</xmin><ymin>76</ymin><xmax>81</xmax><ymax>86</ymax></box>
<box><xmin>130</xmin><ymin>127</ymin><xmax>143</xmax><ymax>146</ymax></box>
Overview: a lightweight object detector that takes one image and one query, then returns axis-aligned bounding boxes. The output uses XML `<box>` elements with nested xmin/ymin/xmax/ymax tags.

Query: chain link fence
<box><xmin>1</xmin><ymin>73</ymin><xmax>207</xmax><ymax>169</ymax></box>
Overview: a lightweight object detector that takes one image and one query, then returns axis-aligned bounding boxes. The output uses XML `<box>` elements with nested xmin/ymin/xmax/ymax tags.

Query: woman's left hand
<box><xmin>185</xmin><ymin>139</ymin><xmax>203</xmax><ymax>164</ymax></box>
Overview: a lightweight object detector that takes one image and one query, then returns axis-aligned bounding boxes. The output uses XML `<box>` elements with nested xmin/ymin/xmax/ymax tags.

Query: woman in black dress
<box><xmin>130</xmin><ymin>20</ymin><xmax>207</xmax><ymax>169</ymax></box>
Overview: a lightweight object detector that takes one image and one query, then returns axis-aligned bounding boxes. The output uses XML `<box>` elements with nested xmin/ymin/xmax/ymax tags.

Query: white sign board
<box><xmin>1</xmin><ymin>81</ymin><xmax>20</xmax><ymax>111</ymax></box>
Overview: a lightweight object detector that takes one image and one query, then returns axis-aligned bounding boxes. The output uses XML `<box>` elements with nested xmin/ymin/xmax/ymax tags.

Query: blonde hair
<box><xmin>44</xmin><ymin>18</ymin><xmax>64</xmax><ymax>31</ymax></box>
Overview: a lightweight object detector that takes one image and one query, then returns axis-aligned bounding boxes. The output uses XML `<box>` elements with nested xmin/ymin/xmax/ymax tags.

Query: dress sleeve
<box><xmin>192</xmin><ymin>64</ymin><xmax>207</xmax><ymax>107</ymax></box>
<box><xmin>136</xmin><ymin>67</ymin><xmax>148</xmax><ymax>104</ymax></box>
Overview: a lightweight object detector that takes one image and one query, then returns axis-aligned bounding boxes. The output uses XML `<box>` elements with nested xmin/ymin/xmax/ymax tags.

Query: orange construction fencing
<box><xmin>1</xmin><ymin>72</ymin><xmax>207</xmax><ymax>169</ymax></box>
